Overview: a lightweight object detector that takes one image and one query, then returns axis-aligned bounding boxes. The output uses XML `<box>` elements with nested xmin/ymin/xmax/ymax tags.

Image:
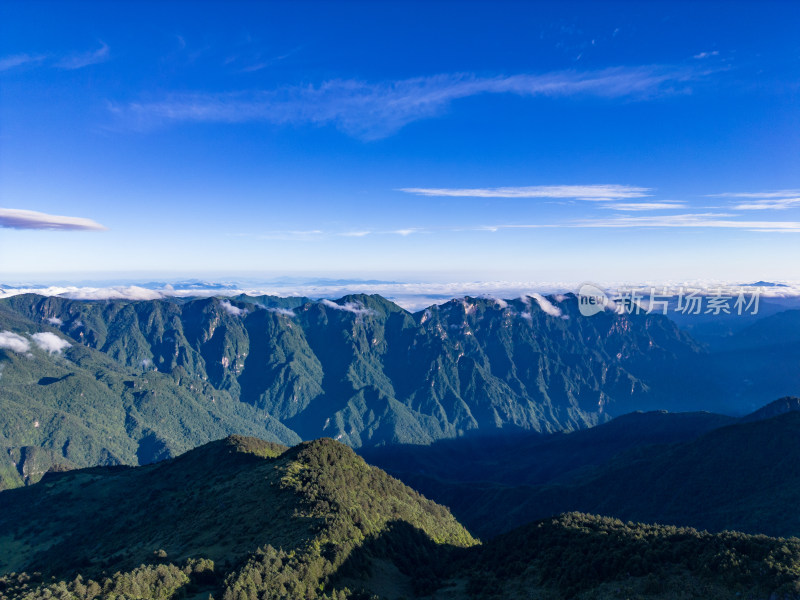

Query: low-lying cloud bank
<box><xmin>31</xmin><ymin>332</ymin><xmax>71</xmax><ymax>354</ymax></box>
<box><xmin>530</xmin><ymin>293</ymin><xmax>563</xmax><ymax>317</ymax></box>
<box><xmin>320</xmin><ymin>299</ymin><xmax>374</xmax><ymax>316</ymax></box>
<box><xmin>220</xmin><ymin>300</ymin><xmax>247</xmax><ymax>316</ymax></box>
<box><xmin>0</xmin><ymin>330</ymin><xmax>71</xmax><ymax>355</ymax></box>
<box><xmin>0</xmin><ymin>331</ymin><xmax>30</xmax><ymax>353</ymax></box>
<box><xmin>1</xmin><ymin>279</ymin><xmax>799</xmax><ymax>313</ymax></box>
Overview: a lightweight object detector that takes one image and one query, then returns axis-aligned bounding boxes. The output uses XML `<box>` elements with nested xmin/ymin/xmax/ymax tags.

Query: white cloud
<box><xmin>56</xmin><ymin>42</ymin><xmax>110</xmax><ymax>70</ymax></box>
<box><xmin>709</xmin><ymin>190</ymin><xmax>800</xmax><ymax>198</ymax></box>
<box><xmin>118</xmin><ymin>65</ymin><xmax>701</xmax><ymax>140</ymax></box>
<box><xmin>706</xmin><ymin>190</ymin><xmax>800</xmax><ymax>211</ymax></box>
<box><xmin>0</xmin><ymin>331</ymin><xmax>31</xmax><ymax>353</ymax></box>
<box><xmin>600</xmin><ymin>202</ymin><xmax>686</xmax><ymax>211</ymax></box>
<box><xmin>220</xmin><ymin>300</ymin><xmax>247</xmax><ymax>316</ymax></box>
<box><xmin>64</xmin><ymin>286</ymin><xmax>163</xmax><ymax>300</ymax></box>
<box><xmin>572</xmin><ymin>213</ymin><xmax>800</xmax><ymax>232</ymax></box>
<box><xmin>693</xmin><ymin>51</ymin><xmax>719</xmax><ymax>59</ymax></box>
<box><xmin>5</xmin><ymin>279</ymin><xmax>800</xmax><ymax>315</ymax></box>
<box><xmin>518</xmin><ymin>297</ymin><xmax>533</xmax><ymax>322</ymax></box>
<box><xmin>31</xmin><ymin>332</ymin><xmax>71</xmax><ymax>354</ymax></box>
<box><xmin>321</xmin><ymin>299</ymin><xmax>374</xmax><ymax>315</ymax></box>
<box><xmin>531</xmin><ymin>293</ymin><xmax>562</xmax><ymax>317</ymax></box>
<box><xmin>46</xmin><ymin>316</ymin><xmax>63</xmax><ymax>325</ymax></box>
<box><xmin>0</xmin><ymin>53</ymin><xmax>47</xmax><ymax>71</ymax></box>
<box><xmin>255</xmin><ymin>230</ymin><xmax>324</xmax><ymax>241</ymax></box>
<box><xmin>0</xmin><ymin>208</ymin><xmax>107</xmax><ymax>231</ymax></box>
<box><xmin>340</xmin><ymin>228</ymin><xmax>424</xmax><ymax>236</ymax></box>
<box><xmin>266</xmin><ymin>307</ymin><xmax>295</xmax><ymax>317</ymax></box>
<box><xmin>492</xmin><ymin>298</ymin><xmax>508</xmax><ymax>309</ymax></box>
<box><xmin>518</xmin><ymin>294</ymin><xmax>562</xmax><ymax>320</ymax></box>
<box><xmin>732</xmin><ymin>198</ymin><xmax>800</xmax><ymax>210</ymax></box>
<box><xmin>399</xmin><ymin>184</ymin><xmax>651</xmax><ymax>200</ymax></box>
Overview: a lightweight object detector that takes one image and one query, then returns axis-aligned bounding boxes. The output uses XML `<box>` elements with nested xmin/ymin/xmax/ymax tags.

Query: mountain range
<box><xmin>0</xmin><ymin>292</ymin><xmax>733</xmax><ymax>488</ymax></box>
<box><xmin>1</xmin><ymin>292</ymin><xmax>798</xmax><ymax>491</ymax></box>
<box><xmin>2</xmin><ymin>292</ymin><xmax>800</xmax><ymax>597</ymax></box>
<box><xmin>363</xmin><ymin>398</ymin><xmax>800</xmax><ymax>539</ymax></box>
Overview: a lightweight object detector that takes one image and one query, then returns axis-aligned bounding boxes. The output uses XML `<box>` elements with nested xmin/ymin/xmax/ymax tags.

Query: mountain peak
<box><xmin>740</xmin><ymin>396</ymin><xmax>800</xmax><ymax>423</ymax></box>
<box><xmin>0</xmin><ymin>435</ymin><xmax>475</xmax><ymax>585</ymax></box>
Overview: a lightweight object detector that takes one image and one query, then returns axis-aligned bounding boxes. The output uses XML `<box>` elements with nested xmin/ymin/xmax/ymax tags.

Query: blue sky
<box><xmin>1</xmin><ymin>1</ymin><xmax>799</xmax><ymax>283</ymax></box>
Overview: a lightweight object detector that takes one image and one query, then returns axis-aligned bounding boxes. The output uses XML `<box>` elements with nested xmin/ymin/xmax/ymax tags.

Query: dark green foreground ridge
<box><xmin>0</xmin><ymin>435</ymin><xmax>475</xmax><ymax>599</ymax></box>
<box><xmin>1</xmin><ymin>436</ymin><xmax>799</xmax><ymax>600</ymax></box>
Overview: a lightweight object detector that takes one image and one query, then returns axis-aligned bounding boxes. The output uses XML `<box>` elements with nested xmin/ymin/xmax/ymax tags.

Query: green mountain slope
<box><xmin>0</xmin><ymin>435</ymin><xmax>476</xmax><ymax>600</ymax></box>
<box><xmin>362</xmin><ymin>409</ymin><xmax>736</xmax><ymax>489</ymax></box>
<box><xmin>712</xmin><ymin>310</ymin><xmax>800</xmax><ymax>410</ymax></box>
<box><xmin>0</xmin><ymin>302</ymin><xmax>301</xmax><ymax>490</ymax></box>
<box><xmin>446</xmin><ymin>512</ymin><xmax>800</xmax><ymax>600</ymax></box>
<box><xmin>1</xmin><ymin>292</ymin><xmax>720</xmax><ymax>481</ymax></box>
<box><xmin>372</xmin><ymin>404</ymin><xmax>800</xmax><ymax>539</ymax></box>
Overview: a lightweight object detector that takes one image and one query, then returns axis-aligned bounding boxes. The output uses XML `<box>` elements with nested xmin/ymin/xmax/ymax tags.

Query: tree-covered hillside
<box><xmin>0</xmin><ymin>299</ymin><xmax>301</xmax><ymax>491</ymax></box>
<box><xmin>368</xmin><ymin>404</ymin><xmax>800</xmax><ymax>540</ymax></box>
<box><xmin>361</xmin><ymin>408</ymin><xmax>736</xmax><ymax>491</ymax></box>
<box><xmin>1</xmin><ymin>437</ymin><xmax>798</xmax><ymax>600</ymax></box>
<box><xmin>0</xmin><ymin>435</ymin><xmax>476</xmax><ymax>600</ymax></box>
<box><xmin>450</xmin><ymin>512</ymin><xmax>800</xmax><ymax>599</ymax></box>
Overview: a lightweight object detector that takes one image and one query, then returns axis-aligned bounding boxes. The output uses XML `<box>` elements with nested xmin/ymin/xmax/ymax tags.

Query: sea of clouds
<box><xmin>2</xmin><ymin>278</ymin><xmax>800</xmax><ymax>312</ymax></box>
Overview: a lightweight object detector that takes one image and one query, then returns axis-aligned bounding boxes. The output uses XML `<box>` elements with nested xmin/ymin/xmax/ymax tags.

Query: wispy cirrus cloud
<box><xmin>1</xmin><ymin>43</ymin><xmax>110</xmax><ymax>72</ymax></box>
<box><xmin>710</xmin><ymin>190</ymin><xmax>800</xmax><ymax>199</ymax></box>
<box><xmin>572</xmin><ymin>213</ymin><xmax>800</xmax><ymax>232</ymax></box>
<box><xmin>0</xmin><ymin>53</ymin><xmax>47</xmax><ymax>71</ymax></box>
<box><xmin>475</xmin><ymin>213</ymin><xmax>800</xmax><ymax>232</ymax></box>
<box><xmin>399</xmin><ymin>184</ymin><xmax>652</xmax><ymax>200</ymax></box>
<box><xmin>56</xmin><ymin>42</ymin><xmax>110</xmax><ymax>70</ymax></box>
<box><xmin>266</xmin><ymin>228</ymin><xmax>427</xmax><ymax>239</ymax></box>
<box><xmin>0</xmin><ymin>208</ymin><xmax>107</xmax><ymax>231</ymax></box>
<box><xmin>599</xmin><ymin>201</ymin><xmax>686</xmax><ymax>211</ymax></box>
<box><xmin>391</xmin><ymin>228</ymin><xmax>426</xmax><ymax>236</ymax></box>
<box><xmin>246</xmin><ymin>230</ymin><xmax>324</xmax><ymax>241</ymax></box>
<box><xmin>693</xmin><ymin>50</ymin><xmax>720</xmax><ymax>59</ymax></box>
<box><xmin>732</xmin><ymin>198</ymin><xmax>800</xmax><ymax>210</ymax></box>
<box><xmin>117</xmin><ymin>65</ymin><xmax>704</xmax><ymax>140</ymax></box>
<box><xmin>237</xmin><ymin>46</ymin><xmax>303</xmax><ymax>73</ymax></box>
<box><xmin>709</xmin><ymin>190</ymin><xmax>800</xmax><ymax>210</ymax></box>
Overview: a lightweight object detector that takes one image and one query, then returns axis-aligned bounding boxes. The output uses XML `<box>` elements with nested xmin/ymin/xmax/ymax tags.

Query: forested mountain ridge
<box><xmin>0</xmin><ymin>297</ymin><xmax>302</xmax><ymax>491</ymax></box>
<box><xmin>1</xmin><ymin>437</ymin><xmax>798</xmax><ymax>600</ymax></box>
<box><xmin>361</xmin><ymin>408</ymin><xmax>737</xmax><ymax>492</ymax></box>
<box><xmin>451</xmin><ymin>512</ymin><xmax>800</xmax><ymax>599</ymax></box>
<box><xmin>0</xmin><ymin>292</ymin><xmax>720</xmax><ymax>488</ymax></box>
<box><xmin>366</xmin><ymin>401</ymin><xmax>800</xmax><ymax>539</ymax></box>
<box><xmin>0</xmin><ymin>435</ymin><xmax>476</xmax><ymax>600</ymax></box>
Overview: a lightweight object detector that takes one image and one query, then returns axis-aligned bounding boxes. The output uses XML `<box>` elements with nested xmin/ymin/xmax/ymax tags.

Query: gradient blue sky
<box><xmin>1</xmin><ymin>1</ymin><xmax>799</xmax><ymax>283</ymax></box>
